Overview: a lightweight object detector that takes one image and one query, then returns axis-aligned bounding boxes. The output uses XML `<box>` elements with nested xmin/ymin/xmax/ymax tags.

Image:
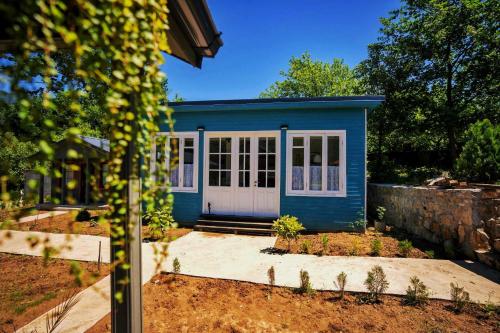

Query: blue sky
<box><xmin>162</xmin><ymin>0</ymin><xmax>400</xmax><ymax>101</ymax></box>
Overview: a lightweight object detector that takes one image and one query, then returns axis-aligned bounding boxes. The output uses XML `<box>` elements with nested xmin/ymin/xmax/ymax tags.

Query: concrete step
<box><xmin>196</xmin><ymin>219</ymin><xmax>273</xmax><ymax>229</ymax></box>
<box><xmin>199</xmin><ymin>214</ymin><xmax>276</xmax><ymax>223</ymax></box>
<box><xmin>194</xmin><ymin>224</ymin><xmax>274</xmax><ymax>236</ymax></box>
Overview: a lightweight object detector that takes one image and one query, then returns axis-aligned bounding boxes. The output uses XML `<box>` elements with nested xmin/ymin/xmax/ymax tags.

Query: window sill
<box><xmin>285</xmin><ymin>191</ymin><xmax>347</xmax><ymax>198</ymax></box>
<box><xmin>158</xmin><ymin>186</ymin><xmax>198</xmax><ymax>193</ymax></box>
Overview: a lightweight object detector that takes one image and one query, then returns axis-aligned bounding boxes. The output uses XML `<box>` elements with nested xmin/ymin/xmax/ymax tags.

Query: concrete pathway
<box><xmin>0</xmin><ymin>230</ymin><xmax>498</xmax><ymax>333</ymax></box>
<box><xmin>17</xmin><ymin>210</ymin><xmax>68</xmax><ymax>223</ymax></box>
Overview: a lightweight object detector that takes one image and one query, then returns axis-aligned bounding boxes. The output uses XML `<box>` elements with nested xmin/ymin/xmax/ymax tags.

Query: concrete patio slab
<box><xmin>17</xmin><ymin>210</ymin><xmax>68</xmax><ymax>223</ymax></box>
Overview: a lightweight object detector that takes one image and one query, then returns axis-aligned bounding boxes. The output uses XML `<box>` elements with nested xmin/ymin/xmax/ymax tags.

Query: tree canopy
<box><xmin>259</xmin><ymin>52</ymin><xmax>363</xmax><ymax>98</ymax></box>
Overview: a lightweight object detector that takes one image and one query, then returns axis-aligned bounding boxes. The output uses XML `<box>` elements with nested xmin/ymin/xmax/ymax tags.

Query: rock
<box><xmin>494</xmin><ymin>239</ymin><xmax>500</xmax><ymax>253</ymax></box>
<box><xmin>473</xmin><ymin>229</ymin><xmax>491</xmax><ymax>250</ymax></box>
<box><xmin>427</xmin><ymin>177</ymin><xmax>447</xmax><ymax>186</ymax></box>
<box><xmin>458</xmin><ymin>225</ymin><xmax>466</xmax><ymax>244</ymax></box>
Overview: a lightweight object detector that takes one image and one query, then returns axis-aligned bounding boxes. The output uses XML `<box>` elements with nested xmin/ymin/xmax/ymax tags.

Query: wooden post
<box><xmin>85</xmin><ymin>158</ymin><xmax>90</xmax><ymax>205</ymax></box>
<box><xmin>61</xmin><ymin>158</ymin><xmax>66</xmax><ymax>204</ymax></box>
<box><xmin>111</xmin><ymin>100</ymin><xmax>143</xmax><ymax>333</ymax></box>
<box><xmin>38</xmin><ymin>173</ymin><xmax>44</xmax><ymax>204</ymax></box>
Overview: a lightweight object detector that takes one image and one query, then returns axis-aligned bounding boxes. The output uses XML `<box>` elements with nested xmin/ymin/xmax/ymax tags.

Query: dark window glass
<box><xmin>239</xmin><ymin>171</ymin><xmax>244</xmax><ymax>187</ymax></box>
<box><xmin>267</xmin><ymin>172</ymin><xmax>275</xmax><ymax>188</ymax></box>
<box><xmin>292</xmin><ymin>147</ymin><xmax>304</xmax><ymax>166</ymax></box>
<box><xmin>244</xmin><ymin>154</ymin><xmax>250</xmax><ymax>170</ymax></box>
<box><xmin>258</xmin><ymin>138</ymin><xmax>266</xmax><ymax>153</ymax></box>
<box><xmin>267</xmin><ymin>154</ymin><xmax>275</xmax><ymax>170</ymax></box>
<box><xmin>328</xmin><ymin>136</ymin><xmax>340</xmax><ymax>166</ymax></box>
<box><xmin>258</xmin><ymin>154</ymin><xmax>266</xmax><ymax>170</ymax></box>
<box><xmin>209</xmin><ymin>171</ymin><xmax>219</xmax><ymax>186</ymax></box>
<box><xmin>220</xmin><ymin>154</ymin><xmax>231</xmax><ymax>169</ymax></box>
<box><xmin>258</xmin><ymin>171</ymin><xmax>266</xmax><ymax>187</ymax></box>
<box><xmin>221</xmin><ymin>138</ymin><xmax>231</xmax><ymax>153</ymax></box>
<box><xmin>293</xmin><ymin>137</ymin><xmax>304</xmax><ymax>147</ymax></box>
<box><xmin>221</xmin><ymin>171</ymin><xmax>231</xmax><ymax>186</ymax></box>
<box><xmin>209</xmin><ymin>138</ymin><xmax>219</xmax><ymax>153</ymax></box>
<box><xmin>239</xmin><ymin>154</ymin><xmax>244</xmax><ymax>170</ymax></box>
<box><xmin>209</xmin><ymin>155</ymin><xmax>219</xmax><ymax>169</ymax></box>
<box><xmin>184</xmin><ymin>148</ymin><xmax>194</xmax><ymax>164</ymax></box>
<box><xmin>184</xmin><ymin>138</ymin><xmax>194</xmax><ymax>147</ymax></box>
<box><xmin>268</xmin><ymin>138</ymin><xmax>275</xmax><ymax>153</ymax></box>
<box><xmin>245</xmin><ymin>137</ymin><xmax>250</xmax><ymax>152</ymax></box>
<box><xmin>245</xmin><ymin>171</ymin><xmax>250</xmax><ymax>187</ymax></box>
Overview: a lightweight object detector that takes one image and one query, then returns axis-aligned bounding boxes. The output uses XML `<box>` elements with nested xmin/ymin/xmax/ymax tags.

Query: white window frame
<box><xmin>286</xmin><ymin>130</ymin><xmax>346</xmax><ymax>197</ymax></box>
<box><xmin>151</xmin><ymin>132</ymin><xmax>199</xmax><ymax>193</ymax></box>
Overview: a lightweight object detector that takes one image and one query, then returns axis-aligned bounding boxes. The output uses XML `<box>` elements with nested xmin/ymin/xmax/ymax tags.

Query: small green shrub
<box><xmin>349</xmin><ymin>238</ymin><xmax>360</xmax><ymax>256</ymax></box>
<box><xmin>364</xmin><ymin>265</ymin><xmax>389</xmax><ymax>303</ymax></box>
<box><xmin>300</xmin><ymin>240</ymin><xmax>312</xmax><ymax>254</ymax></box>
<box><xmin>371</xmin><ymin>238</ymin><xmax>383</xmax><ymax>256</ymax></box>
<box><xmin>75</xmin><ymin>209</ymin><xmax>91</xmax><ymax>222</ymax></box>
<box><xmin>334</xmin><ymin>272</ymin><xmax>347</xmax><ymax>299</ymax></box>
<box><xmin>272</xmin><ymin>215</ymin><xmax>305</xmax><ymax>251</ymax></box>
<box><xmin>352</xmin><ymin>210</ymin><xmax>367</xmax><ymax>232</ymax></box>
<box><xmin>454</xmin><ymin>119</ymin><xmax>500</xmax><ymax>183</ymax></box>
<box><xmin>425</xmin><ymin>250</ymin><xmax>435</xmax><ymax>259</ymax></box>
<box><xmin>320</xmin><ymin>234</ymin><xmax>329</xmax><ymax>255</ymax></box>
<box><xmin>444</xmin><ymin>241</ymin><xmax>456</xmax><ymax>258</ymax></box>
<box><xmin>267</xmin><ymin>266</ymin><xmax>275</xmax><ymax>286</ymax></box>
<box><xmin>398</xmin><ymin>239</ymin><xmax>413</xmax><ymax>257</ymax></box>
<box><xmin>404</xmin><ymin>276</ymin><xmax>430</xmax><ymax>306</ymax></box>
<box><xmin>376</xmin><ymin>206</ymin><xmax>386</xmax><ymax>221</ymax></box>
<box><xmin>143</xmin><ymin>207</ymin><xmax>177</xmax><ymax>240</ymax></box>
<box><xmin>173</xmin><ymin>257</ymin><xmax>181</xmax><ymax>274</ymax></box>
<box><xmin>450</xmin><ymin>282</ymin><xmax>470</xmax><ymax>313</ymax></box>
<box><xmin>298</xmin><ymin>270</ymin><xmax>314</xmax><ymax>295</ymax></box>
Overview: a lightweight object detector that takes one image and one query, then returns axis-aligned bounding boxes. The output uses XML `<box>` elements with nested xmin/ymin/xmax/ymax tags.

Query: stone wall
<box><xmin>367</xmin><ymin>184</ymin><xmax>499</xmax><ymax>265</ymax></box>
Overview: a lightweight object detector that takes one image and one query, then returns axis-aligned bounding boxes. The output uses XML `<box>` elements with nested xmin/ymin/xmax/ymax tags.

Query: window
<box><xmin>257</xmin><ymin>137</ymin><xmax>276</xmax><ymax>188</ymax></box>
<box><xmin>151</xmin><ymin>132</ymin><xmax>198</xmax><ymax>192</ymax></box>
<box><xmin>286</xmin><ymin>131</ymin><xmax>346</xmax><ymax>196</ymax></box>
<box><xmin>208</xmin><ymin>137</ymin><xmax>232</xmax><ymax>187</ymax></box>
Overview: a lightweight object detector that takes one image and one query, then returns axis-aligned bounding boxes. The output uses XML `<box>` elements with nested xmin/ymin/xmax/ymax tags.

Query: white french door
<box><xmin>203</xmin><ymin>131</ymin><xmax>280</xmax><ymax>217</ymax></box>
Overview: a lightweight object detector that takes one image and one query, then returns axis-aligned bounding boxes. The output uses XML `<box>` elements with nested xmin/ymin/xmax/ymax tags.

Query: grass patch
<box><xmin>13</xmin><ymin>291</ymin><xmax>57</xmax><ymax>314</ymax></box>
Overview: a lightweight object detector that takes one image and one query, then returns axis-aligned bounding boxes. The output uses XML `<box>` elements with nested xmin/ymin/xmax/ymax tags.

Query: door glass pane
<box><xmin>267</xmin><ymin>172</ymin><xmax>275</xmax><ymax>188</ymax></box>
<box><xmin>239</xmin><ymin>171</ymin><xmax>245</xmax><ymax>187</ymax></box>
<box><xmin>258</xmin><ymin>154</ymin><xmax>266</xmax><ymax>170</ymax></box>
<box><xmin>184</xmin><ymin>138</ymin><xmax>194</xmax><ymax>147</ymax></box>
<box><xmin>221</xmin><ymin>154</ymin><xmax>231</xmax><ymax>169</ymax></box>
<box><xmin>258</xmin><ymin>171</ymin><xmax>266</xmax><ymax>187</ymax></box>
<box><xmin>183</xmin><ymin>139</ymin><xmax>194</xmax><ymax>188</ymax></box>
<box><xmin>209</xmin><ymin>171</ymin><xmax>219</xmax><ymax>186</ymax></box>
<box><xmin>293</xmin><ymin>137</ymin><xmax>304</xmax><ymax>147</ymax></box>
<box><xmin>209</xmin><ymin>155</ymin><xmax>219</xmax><ymax>169</ymax></box>
<box><xmin>258</xmin><ymin>138</ymin><xmax>266</xmax><ymax>153</ymax></box>
<box><xmin>268</xmin><ymin>138</ymin><xmax>276</xmax><ymax>153</ymax></box>
<box><xmin>309</xmin><ymin>136</ymin><xmax>322</xmax><ymax>191</ymax></box>
<box><xmin>221</xmin><ymin>138</ymin><xmax>231</xmax><ymax>153</ymax></box>
<box><xmin>267</xmin><ymin>155</ymin><xmax>275</xmax><ymax>170</ymax></box>
<box><xmin>327</xmin><ymin>136</ymin><xmax>340</xmax><ymax>191</ymax></box>
<box><xmin>209</xmin><ymin>138</ymin><xmax>219</xmax><ymax>153</ymax></box>
<box><xmin>221</xmin><ymin>171</ymin><xmax>231</xmax><ymax>186</ymax></box>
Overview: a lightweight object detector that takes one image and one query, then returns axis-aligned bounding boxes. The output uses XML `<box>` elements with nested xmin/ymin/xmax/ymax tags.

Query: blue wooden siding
<box><xmin>163</xmin><ymin>106</ymin><xmax>366</xmax><ymax>231</ymax></box>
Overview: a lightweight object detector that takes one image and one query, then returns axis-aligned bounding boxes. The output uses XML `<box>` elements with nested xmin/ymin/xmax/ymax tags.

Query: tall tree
<box><xmin>358</xmin><ymin>0</ymin><xmax>499</xmax><ymax>174</ymax></box>
<box><xmin>260</xmin><ymin>52</ymin><xmax>363</xmax><ymax>98</ymax></box>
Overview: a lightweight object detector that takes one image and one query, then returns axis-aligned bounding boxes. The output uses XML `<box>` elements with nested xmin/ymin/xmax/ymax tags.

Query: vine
<box><xmin>1</xmin><ymin>0</ymin><xmax>174</xmax><ymax>301</ymax></box>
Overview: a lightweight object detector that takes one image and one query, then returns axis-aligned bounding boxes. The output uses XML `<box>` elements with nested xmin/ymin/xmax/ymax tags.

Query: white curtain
<box><xmin>170</xmin><ymin>168</ymin><xmax>179</xmax><ymax>187</ymax></box>
<box><xmin>328</xmin><ymin>166</ymin><xmax>340</xmax><ymax>191</ymax></box>
<box><xmin>309</xmin><ymin>166</ymin><xmax>322</xmax><ymax>190</ymax></box>
<box><xmin>183</xmin><ymin>164</ymin><xmax>193</xmax><ymax>187</ymax></box>
<box><xmin>292</xmin><ymin>166</ymin><xmax>304</xmax><ymax>190</ymax></box>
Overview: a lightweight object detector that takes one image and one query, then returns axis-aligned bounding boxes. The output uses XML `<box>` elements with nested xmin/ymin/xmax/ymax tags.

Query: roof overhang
<box><xmin>169</xmin><ymin>96</ymin><xmax>385</xmax><ymax>112</ymax></box>
<box><xmin>0</xmin><ymin>0</ymin><xmax>222</xmax><ymax>68</ymax></box>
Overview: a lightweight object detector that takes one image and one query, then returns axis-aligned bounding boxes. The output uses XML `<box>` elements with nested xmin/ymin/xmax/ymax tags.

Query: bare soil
<box><xmin>0</xmin><ymin>253</ymin><xmax>110</xmax><ymax>333</ymax></box>
<box><xmin>274</xmin><ymin>227</ymin><xmax>443</xmax><ymax>258</ymax></box>
<box><xmin>4</xmin><ymin>211</ymin><xmax>192</xmax><ymax>240</ymax></box>
<box><xmin>87</xmin><ymin>274</ymin><xmax>499</xmax><ymax>333</ymax></box>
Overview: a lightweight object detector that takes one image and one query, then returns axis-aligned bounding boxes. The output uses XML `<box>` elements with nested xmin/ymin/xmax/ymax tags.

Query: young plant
<box><xmin>300</xmin><ymin>240</ymin><xmax>312</xmax><ymax>254</ymax></box>
<box><xmin>173</xmin><ymin>257</ymin><xmax>181</xmax><ymax>274</ymax></box>
<box><xmin>348</xmin><ymin>238</ymin><xmax>360</xmax><ymax>256</ymax></box>
<box><xmin>334</xmin><ymin>271</ymin><xmax>347</xmax><ymax>299</ymax></box>
<box><xmin>404</xmin><ymin>276</ymin><xmax>430</xmax><ymax>306</ymax></box>
<box><xmin>267</xmin><ymin>266</ymin><xmax>275</xmax><ymax>287</ymax></box>
<box><xmin>450</xmin><ymin>282</ymin><xmax>470</xmax><ymax>313</ymax></box>
<box><xmin>298</xmin><ymin>269</ymin><xmax>314</xmax><ymax>295</ymax></box>
<box><xmin>272</xmin><ymin>215</ymin><xmax>305</xmax><ymax>251</ymax></box>
<box><xmin>425</xmin><ymin>250</ymin><xmax>435</xmax><ymax>259</ymax></box>
<box><xmin>143</xmin><ymin>206</ymin><xmax>177</xmax><ymax>240</ymax></box>
<box><xmin>371</xmin><ymin>238</ymin><xmax>383</xmax><ymax>256</ymax></box>
<box><xmin>321</xmin><ymin>234</ymin><xmax>329</xmax><ymax>255</ymax></box>
<box><xmin>376</xmin><ymin>206</ymin><xmax>386</xmax><ymax>222</ymax></box>
<box><xmin>352</xmin><ymin>209</ymin><xmax>367</xmax><ymax>233</ymax></box>
<box><xmin>398</xmin><ymin>239</ymin><xmax>413</xmax><ymax>257</ymax></box>
<box><xmin>364</xmin><ymin>265</ymin><xmax>389</xmax><ymax>302</ymax></box>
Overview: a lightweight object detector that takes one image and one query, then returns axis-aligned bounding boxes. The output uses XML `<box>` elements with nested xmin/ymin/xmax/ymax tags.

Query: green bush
<box><xmin>75</xmin><ymin>209</ymin><xmax>91</xmax><ymax>222</ymax></box>
<box><xmin>364</xmin><ymin>265</ymin><xmax>389</xmax><ymax>302</ymax></box>
<box><xmin>320</xmin><ymin>234</ymin><xmax>329</xmax><ymax>255</ymax></box>
<box><xmin>142</xmin><ymin>206</ymin><xmax>176</xmax><ymax>240</ymax></box>
<box><xmin>454</xmin><ymin>119</ymin><xmax>499</xmax><ymax>183</ymax></box>
<box><xmin>398</xmin><ymin>239</ymin><xmax>413</xmax><ymax>257</ymax></box>
<box><xmin>172</xmin><ymin>257</ymin><xmax>181</xmax><ymax>274</ymax></box>
<box><xmin>371</xmin><ymin>238</ymin><xmax>383</xmax><ymax>256</ymax></box>
<box><xmin>424</xmin><ymin>250</ymin><xmax>435</xmax><ymax>259</ymax></box>
<box><xmin>300</xmin><ymin>240</ymin><xmax>312</xmax><ymax>254</ymax></box>
<box><xmin>376</xmin><ymin>206</ymin><xmax>386</xmax><ymax>221</ymax></box>
<box><xmin>450</xmin><ymin>282</ymin><xmax>470</xmax><ymax>313</ymax></box>
<box><xmin>272</xmin><ymin>215</ymin><xmax>304</xmax><ymax>251</ymax></box>
<box><xmin>404</xmin><ymin>276</ymin><xmax>430</xmax><ymax>306</ymax></box>
<box><xmin>298</xmin><ymin>269</ymin><xmax>314</xmax><ymax>295</ymax></box>
<box><xmin>334</xmin><ymin>272</ymin><xmax>347</xmax><ymax>299</ymax></box>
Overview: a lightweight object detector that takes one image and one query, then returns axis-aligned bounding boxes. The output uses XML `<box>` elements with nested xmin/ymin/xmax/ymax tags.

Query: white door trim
<box><xmin>202</xmin><ymin>130</ymin><xmax>280</xmax><ymax>217</ymax></box>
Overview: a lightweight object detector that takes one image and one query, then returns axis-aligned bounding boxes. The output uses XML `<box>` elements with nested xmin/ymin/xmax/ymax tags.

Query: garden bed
<box><xmin>274</xmin><ymin>227</ymin><xmax>443</xmax><ymax>258</ymax></box>
<box><xmin>0</xmin><ymin>253</ymin><xmax>109</xmax><ymax>333</ymax></box>
<box><xmin>87</xmin><ymin>274</ymin><xmax>498</xmax><ymax>333</ymax></box>
<box><xmin>3</xmin><ymin>211</ymin><xmax>192</xmax><ymax>240</ymax></box>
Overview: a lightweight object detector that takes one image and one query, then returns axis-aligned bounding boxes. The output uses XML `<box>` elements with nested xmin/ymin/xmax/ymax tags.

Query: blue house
<box><xmin>152</xmin><ymin>96</ymin><xmax>383</xmax><ymax>234</ymax></box>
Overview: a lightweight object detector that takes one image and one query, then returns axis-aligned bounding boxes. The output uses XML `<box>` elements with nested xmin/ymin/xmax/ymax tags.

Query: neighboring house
<box><xmin>27</xmin><ymin>136</ymin><xmax>109</xmax><ymax>207</ymax></box>
<box><xmin>153</xmin><ymin>96</ymin><xmax>383</xmax><ymax>233</ymax></box>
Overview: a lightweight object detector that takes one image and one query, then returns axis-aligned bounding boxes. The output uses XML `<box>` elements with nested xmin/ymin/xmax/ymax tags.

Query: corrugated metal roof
<box><xmin>79</xmin><ymin>136</ymin><xmax>109</xmax><ymax>153</ymax></box>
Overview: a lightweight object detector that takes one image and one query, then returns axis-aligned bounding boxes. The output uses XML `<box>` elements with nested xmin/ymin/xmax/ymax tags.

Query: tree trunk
<box><xmin>445</xmin><ymin>42</ymin><xmax>457</xmax><ymax>163</ymax></box>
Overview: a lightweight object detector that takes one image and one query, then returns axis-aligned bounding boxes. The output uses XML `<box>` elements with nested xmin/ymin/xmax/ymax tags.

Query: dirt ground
<box><xmin>274</xmin><ymin>227</ymin><xmax>443</xmax><ymax>259</ymax></box>
<box><xmin>0</xmin><ymin>253</ymin><xmax>110</xmax><ymax>333</ymax></box>
<box><xmin>4</xmin><ymin>211</ymin><xmax>192</xmax><ymax>240</ymax></box>
<box><xmin>88</xmin><ymin>274</ymin><xmax>499</xmax><ymax>333</ymax></box>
